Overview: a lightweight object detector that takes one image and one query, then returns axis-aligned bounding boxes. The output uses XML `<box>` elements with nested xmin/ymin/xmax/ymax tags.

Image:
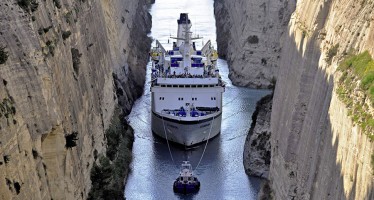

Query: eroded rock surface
<box><xmin>0</xmin><ymin>1</ymin><xmax>151</xmax><ymax>199</ymax></box>
<box><xmin>270</xmin><ymin>1</ymin><xmax>374</xmax><ymax>199</ymax></box>
<box><xmin>216</xmin><ymin>0</ymin><xmax>374</xmax><ymax>199</ymax></box>
<box><xmin>214</xmin><ymin>0</ymin><xmax>295</xmax><ymax>88</ymax></box>
<box><xmin>243</xmin><ymin>94</ymin><xmax>272</xmax><ymax>179</ymax></box>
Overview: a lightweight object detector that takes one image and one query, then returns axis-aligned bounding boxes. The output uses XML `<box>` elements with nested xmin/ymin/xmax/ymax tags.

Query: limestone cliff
<box><xmin>215</xmin><ymin>0</ymin><xmax>374</xmax><ymax>199</ymax></box>
<box><xmin>243</xmin><ymin>94</ymin><xmax>272</xmax><ymax>179</ymax></box>
<box><xmin>270</xmin><ymin>0</ymin><xmax>374</xmax><ymax>199</ymax></box>
<box><xmin>214</xmin><ymin>0</ymin><xmax>295</xmax><ymax>88</ymax></box>
<box><xmin>0</xmin><ymin>0</ymin><xmax>151</xmax><ymax>199</ymax></box>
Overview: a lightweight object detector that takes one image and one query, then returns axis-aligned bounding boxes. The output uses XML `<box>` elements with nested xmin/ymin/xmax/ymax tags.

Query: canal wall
<box><xmin>215</xmin><ymin>0</ymin><xmax>374</xmax><ymax>199</ymax></box>
<box><xmin>243</xmin><ymin>94</ymin><xmax>272</xmax><ymax>179</ymax></box>
<box><xmin>0</xmin><ymin>0</ymin><xmax>151</xmax><ymax>199</ymax></box>
<box><xmin>214</xmin><ymin>0</ymin><xmax>295</xmax><ymax>88</ymax></box>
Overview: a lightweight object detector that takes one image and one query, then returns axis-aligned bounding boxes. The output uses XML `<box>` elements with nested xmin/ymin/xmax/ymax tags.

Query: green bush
<box><xmin>71</xmin><ymin>48</ymin><xmax>82</xmax><ymax>74</ymax></box>
<box><xmin>0</xmin><ymin>46</ymin><xmax>8</xmax><ymax>64</ymax></box>
<box><xmin>62</xmin><ymin>31</ymin><xmax>71</xmax><ymax>40</ymax></box>
<box><xmin>338</xmin><ymin>51</ymin><xmax>373</xmax><ymax>77</ymax></box>
<box><xmin>362</xmin><ymin>71</ymin><xmax>374</xmax><ymax>90</ymax></box>
<box><xmin>46</xmin><ymin>40</ymin><xmax>55</xmax><ymax>57</ymax></box>
<box><xmin>43</xmin><ymin>26</ymin><xmax>53</xmax><ymax>33</ymax></box>
<box><xmin>326</xmin><ymin>44</ymin><xmax>339</xmax><ymax>64</ymax></box>
<box><xmin>53</xmin><ymin>0</ymin><xmax>62</xmax><ymax>9</ymax></box>
<box><xmin>17</xmin><ymin>0</ymin><xmax>38</xmax><ymax>12</ymax></box>
<box><xmin>65</xmin><ymin>132</ymin><xmax>78</xmax><ymax>148</ymax></box>
<box><xmin>88</xmin><ymin>108</ymin><xmax>134</xmax><ymax>200</ymax></box>
<box><xmin>0</xmin><ymin>98</ymin><xmax>16</xmax><ymax>119</ymax></box>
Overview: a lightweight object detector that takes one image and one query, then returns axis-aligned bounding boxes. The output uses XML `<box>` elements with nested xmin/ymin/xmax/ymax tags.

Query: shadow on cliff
<box><xmin>272</xmin><ymin>12</ymin><xmax>373</xmax><ymax>199</ymax></box>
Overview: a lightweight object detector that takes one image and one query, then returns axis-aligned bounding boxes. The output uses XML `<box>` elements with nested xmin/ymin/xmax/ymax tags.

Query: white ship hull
<box><xmin>151</xmin><ymin>111</ymin><xmax>222</xmax><ymax>146</ymax></box>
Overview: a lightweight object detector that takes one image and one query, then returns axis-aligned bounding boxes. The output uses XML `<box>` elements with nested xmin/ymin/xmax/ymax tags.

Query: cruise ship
<box><xmin>150</xmin><ymin>13</ymin><xmax>225</xmax><ymax>146</ymax></box>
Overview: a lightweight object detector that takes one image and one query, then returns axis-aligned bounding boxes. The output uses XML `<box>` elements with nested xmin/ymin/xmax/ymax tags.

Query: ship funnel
<box><xmin>177</xmin><ymin>13</ymin><xmax>192</xmax><ymax>46</ymax></box>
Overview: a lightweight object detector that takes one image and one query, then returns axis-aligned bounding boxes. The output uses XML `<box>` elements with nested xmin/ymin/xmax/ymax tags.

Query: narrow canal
<box><xmin>124</xmin><ymin>0</ymin><xmax>271</xmax><ymax>199</ymax></box>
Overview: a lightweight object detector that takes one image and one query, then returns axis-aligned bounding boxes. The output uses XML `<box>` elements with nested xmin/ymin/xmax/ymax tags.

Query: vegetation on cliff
<box><xmin>17</xmin><ymin>0</ymin><xmax>39</xmax><ymax>13</ymax></box>
<box><xmin>0</xmin><ymin>46</ymin><xmax>9</xmax><ymax>64</ymax></box>
<box><xmin>336</xmin><ymin>51</ymin><xmax>374</xmax><ymax>173</ymax></box>
<box><xmin>337</xmin><ymin>51</ymin><xmax>374</xmax><ymax>138</ymax></box>
<box><xmin>88</xmin><ymin>108</ymin><xmax>134</xmax><ymax>200</ymax></box>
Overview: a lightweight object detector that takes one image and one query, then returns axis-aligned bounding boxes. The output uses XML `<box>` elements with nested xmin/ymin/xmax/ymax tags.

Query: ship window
<box><xmin>211</xmin><ymin>97</ymin><xmax>213</xmax><ymax>100</ymax></box>
<box><xmin>178</xmin><ymin>98</ymin><xmax>180</xmax><ymax>100</ymax></box>
<box><xmin>192</xmin><ymin>98</ymin><xmax>194</xmax><ymax>101</ymax></box>
<box><xmin>214</xmin><ymin>97</ymin><xmax>216</xmax><ymax>100</ymax></box>
<box><xmin>182</xmin><ymin>98</ymin><xmax>184</xmax><ymax>100</ymax></box>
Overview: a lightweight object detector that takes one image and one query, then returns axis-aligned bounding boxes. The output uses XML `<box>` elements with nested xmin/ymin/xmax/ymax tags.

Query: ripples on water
<box><xmin>124</xmin><ymin>0</ymin><xmax>271</xmax><ymax>199</ymax></box>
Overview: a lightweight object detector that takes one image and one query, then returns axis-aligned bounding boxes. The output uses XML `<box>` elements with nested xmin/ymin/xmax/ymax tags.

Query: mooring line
<box><xmin>194</xmin><ymin>115</ymin><xmax>215</xmax><ymax>171</ymax></box>
<box><xmin>161</xmin><ymin>115</ymin><xmax>177</xmax><ymax>168</ymax></box>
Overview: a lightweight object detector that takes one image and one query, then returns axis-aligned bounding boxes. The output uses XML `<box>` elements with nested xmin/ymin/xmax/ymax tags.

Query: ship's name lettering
<box><xmin>167</xmin><ymin>124</ymin><xmax>178</xmax><ymax>129</ymax></box>
<box><xmin>200</xmin><ymin>123</ymin><xmax>210</xmax><ymax>128</ymax></box>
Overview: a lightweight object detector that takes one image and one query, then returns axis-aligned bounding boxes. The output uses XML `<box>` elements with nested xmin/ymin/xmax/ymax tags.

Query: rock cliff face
<box><xmin>215</xmin><ymin>0</ymin><xmax>374</xmax><ymax>199</ymax></box>
<box><xmin>0</xmin><ymin>0</ymin><xmax>151</xmax><ymax>199</ymax></box>
<box><xmin>214</xmin><ymin>0</ymin><xmax>295</xmax><ymax>88</ymax></box>
<box><xmin>243</xmin><ymin>94</ymin><xmax>272</xmax><ymax>179</ymax></box>
<box><xmin>270</xmin><ymin>0</ymin><xmax>374</xmax><ymax>199</ymax></box>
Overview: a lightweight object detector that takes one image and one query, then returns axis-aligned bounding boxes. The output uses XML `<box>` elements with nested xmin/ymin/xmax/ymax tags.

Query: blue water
<box><xmin>124</xmin><ymin>1</ymin><xmax>271</xmax><ymax>199</ymax></box>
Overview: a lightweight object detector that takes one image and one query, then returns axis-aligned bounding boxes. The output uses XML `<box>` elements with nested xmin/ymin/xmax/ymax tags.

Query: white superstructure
<box><xmin>150</xmin><ymin>13</ymin><xmax>225</xmax><ymax>146</ymax></box>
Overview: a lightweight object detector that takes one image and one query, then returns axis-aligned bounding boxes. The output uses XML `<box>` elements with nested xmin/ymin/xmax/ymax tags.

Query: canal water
<box><xmin>124</xmin><ymin>0</ymin><xmax>271</xmax><ymax>199</ymax></box>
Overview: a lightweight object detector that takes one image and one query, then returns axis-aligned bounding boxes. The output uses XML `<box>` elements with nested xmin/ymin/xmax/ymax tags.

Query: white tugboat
<box><xmin>150</xmin><ymin>13</ymin><xmax>225</xmax><ymax>146</ymax></box>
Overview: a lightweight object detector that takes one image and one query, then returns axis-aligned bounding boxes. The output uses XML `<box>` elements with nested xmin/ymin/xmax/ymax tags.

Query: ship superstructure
<box><xmin>150</xmin><ymin>13</ymin><xmax>224</xmax><ymax>146</ymax></box>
